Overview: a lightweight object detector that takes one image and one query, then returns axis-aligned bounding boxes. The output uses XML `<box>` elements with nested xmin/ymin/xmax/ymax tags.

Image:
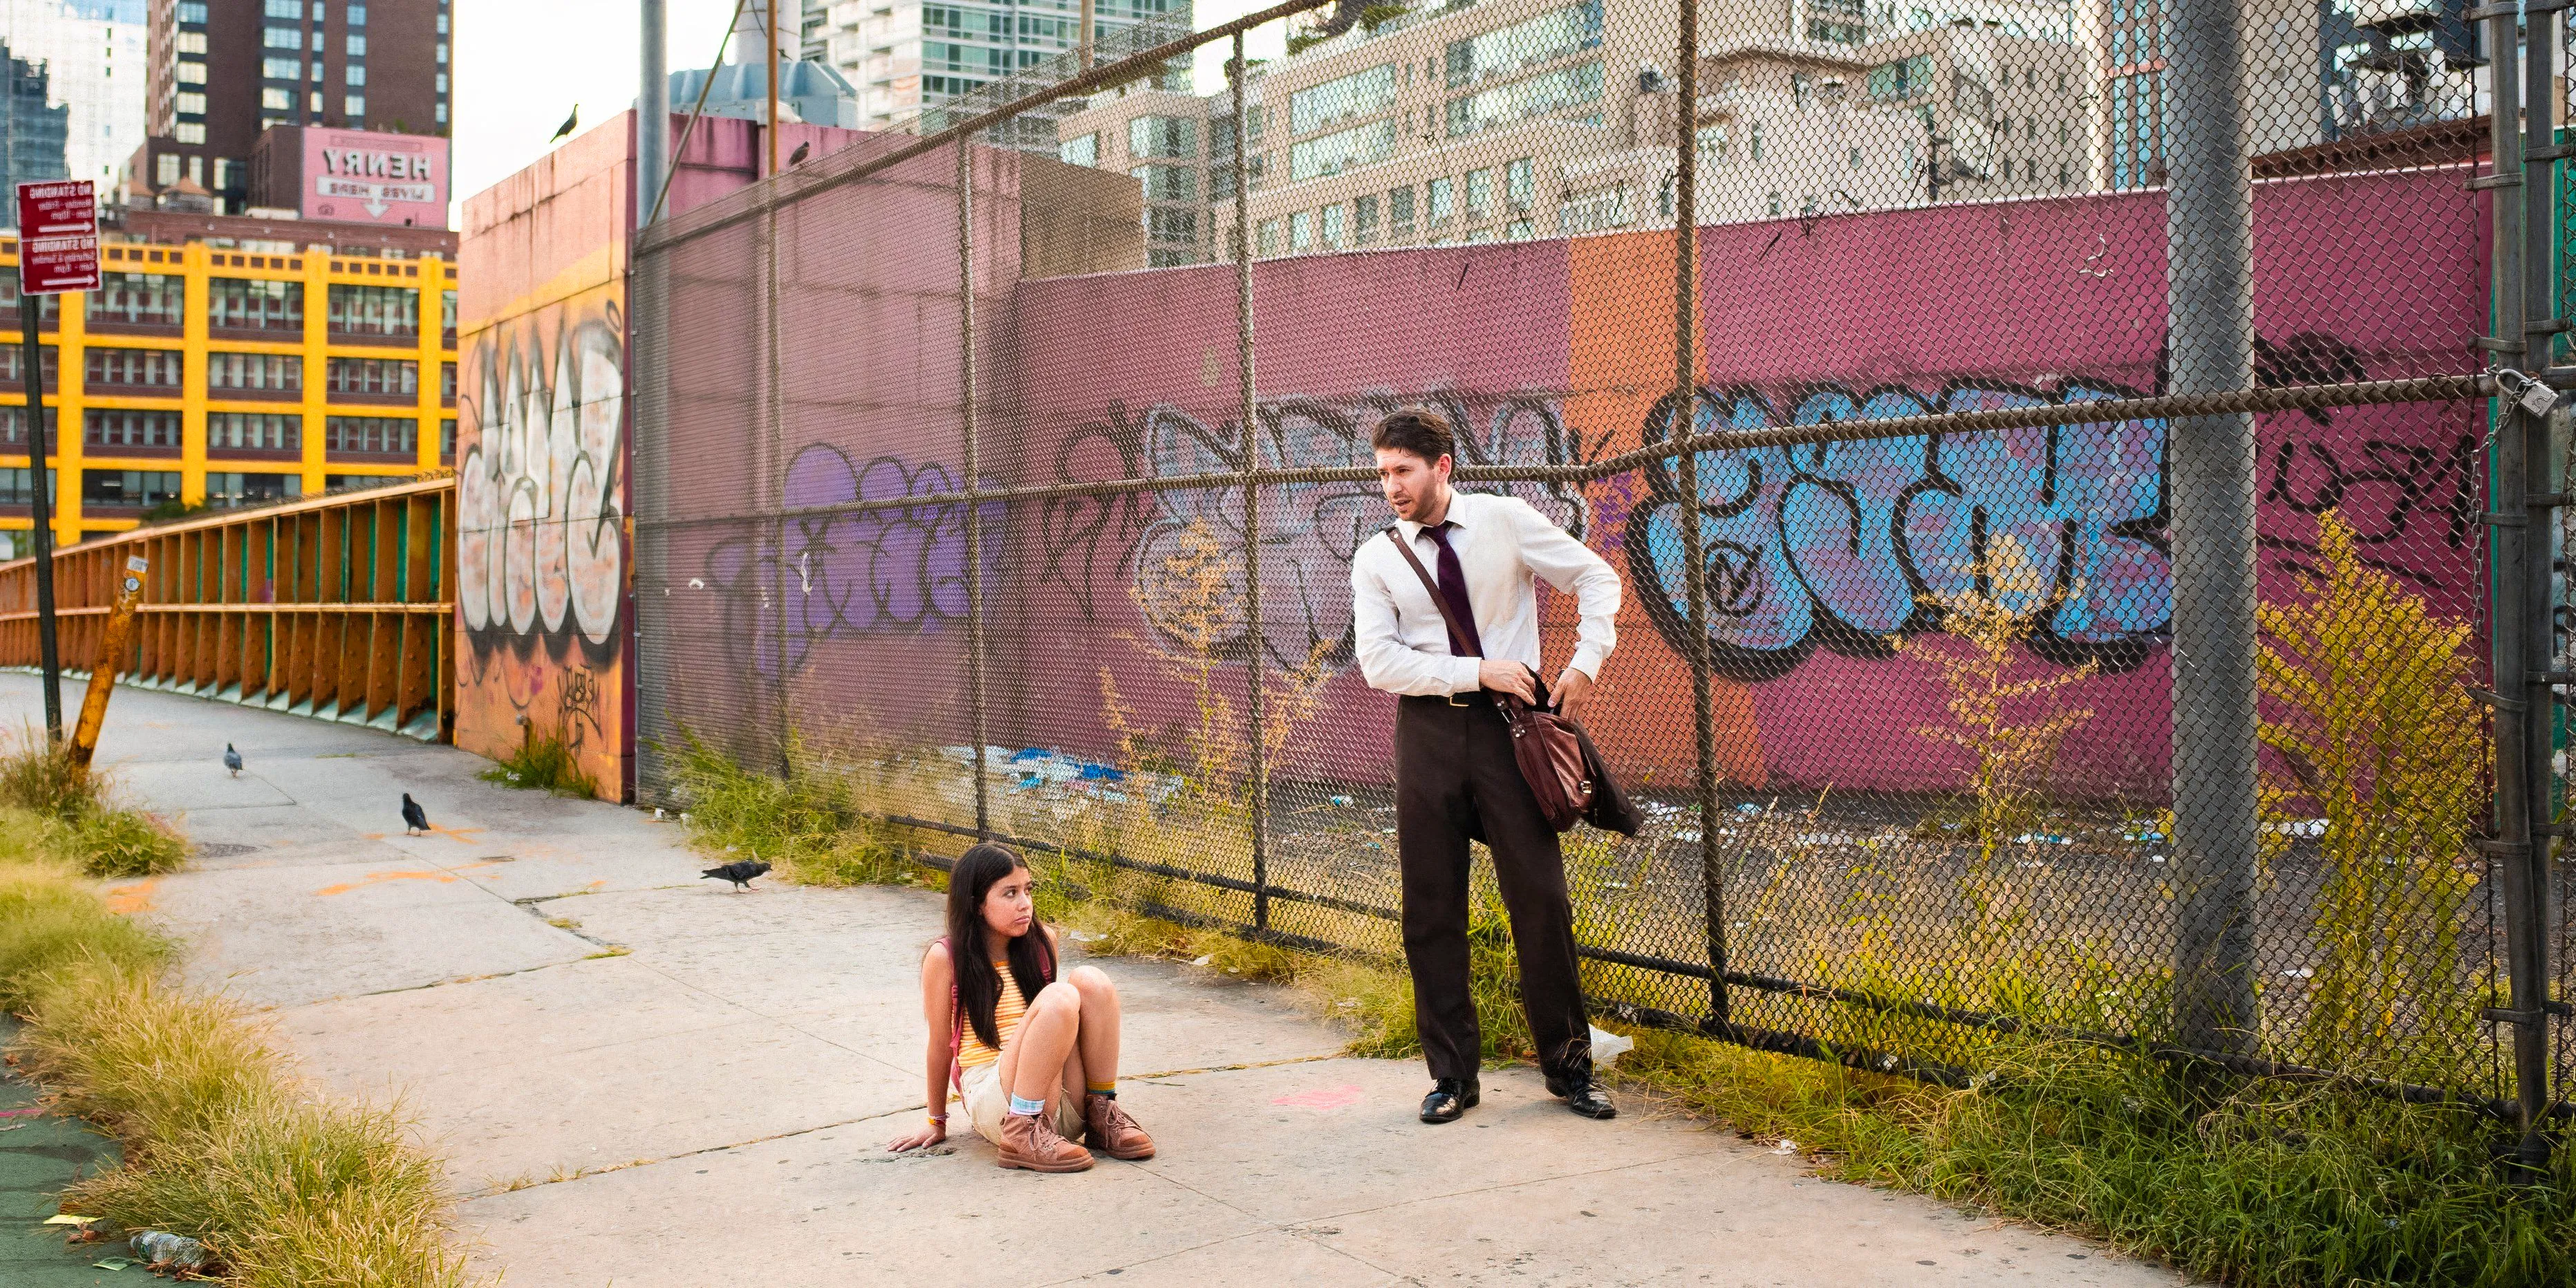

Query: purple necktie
<box><xmin>1426</xmin><ymin>522</ymin><xmax>1485</xmax><ymax>659</ymax></box>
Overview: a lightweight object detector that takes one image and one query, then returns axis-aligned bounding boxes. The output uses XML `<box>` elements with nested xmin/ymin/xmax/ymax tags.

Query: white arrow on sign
<box><xmin>365</xmin><ymin>198</ymin><xmax>389</xmax><ymax>217</ymax></box>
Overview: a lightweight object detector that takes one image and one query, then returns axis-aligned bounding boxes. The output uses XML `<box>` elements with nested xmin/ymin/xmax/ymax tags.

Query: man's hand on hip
<box><xmin>1553</xmin><ymin>668</ymin><xmax>1595</xmax><ymax>721</ymax></box>
<box><xmin>1476</xmin><ymin>660</ymin><xmax>1538</xmax><ymax>704</ymax></box>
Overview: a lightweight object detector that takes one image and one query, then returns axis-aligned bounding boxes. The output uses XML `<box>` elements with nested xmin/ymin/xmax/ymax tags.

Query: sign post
<box><xmin>15</xmin><ymin>180</ymin><xmax>97</xmax><ymax>745</ymax></box>
<box><xmin>68</xmin><ymin>553</ymin><xmax>147</xmax><ymax>770</ymax></box>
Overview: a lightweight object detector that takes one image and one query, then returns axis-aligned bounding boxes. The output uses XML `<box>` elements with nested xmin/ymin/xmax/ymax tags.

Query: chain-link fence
<box><xmin>630</xmin><ymin>0</ymin><xmax>2568</xmax><ymax>1156</ymax></box>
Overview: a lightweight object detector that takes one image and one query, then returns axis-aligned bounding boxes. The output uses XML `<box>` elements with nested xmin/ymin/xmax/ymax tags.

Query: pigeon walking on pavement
<box><xmin>701</xmin><ymin>859</ymin><xmax>771</xmax><ymax>891</ymax></box>
<box><xmin>401</xmin><ymin>793</ymin><xmax>431</xmax><ymax>836</ymax></box>
<box><xmin>222</xmin><ymin>744</ymin><xmax>243</xmax><ymax>777</ymax></box>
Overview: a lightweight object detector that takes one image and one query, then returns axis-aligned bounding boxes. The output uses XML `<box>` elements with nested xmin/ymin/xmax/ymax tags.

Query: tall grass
<box><xmin>0</xmin><ymin>788</ymin><xmax>478</xmax><ymax>1284</ymax></box>
<box><xmin>0</xmin><ymin>725</ymin><xmax>96</xmax><ymax>821</ymax></box>
<box><xmin>1618</xmin><ymin>1024</ymin><xmax>2574</xmax><ymax>1288</ymax></box>
<box><xmin>663</xmin><ymin>729</ymin><xmax>905</xmax><ymax>887</ymax></box>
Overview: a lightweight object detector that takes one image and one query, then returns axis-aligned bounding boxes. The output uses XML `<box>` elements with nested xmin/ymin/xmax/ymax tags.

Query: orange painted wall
<box><xmin>454</xmin><ymin>116</ymin><xmax>633</xmax><ymax>799</ymax></box>
<box><xmin>1562</xmin><ymin>231</ymin><xmax>1765</xmax><ymax>787</ymax></box>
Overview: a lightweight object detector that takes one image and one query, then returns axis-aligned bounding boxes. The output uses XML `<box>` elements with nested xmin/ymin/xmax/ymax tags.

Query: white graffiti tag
<box><xmin>459</xmin><ymin>310</ymin><xmax>625</xmax><ymax>651</ymax></box>
<box><xmin>1130</xmin><ymin>391</ymin><xmax>1588</xmax><ymax>670</ymax></box>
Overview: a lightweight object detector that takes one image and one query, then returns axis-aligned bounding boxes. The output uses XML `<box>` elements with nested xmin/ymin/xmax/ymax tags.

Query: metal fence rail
<box><xmin>0</xmin><ymin>478</ymin><xmax>455</xmax><ymax>740</ymax></box>
<box><xmin>628</xmin><ymin>0</ymin><xmax>2572</xmax><ymax>1164</ymax></box>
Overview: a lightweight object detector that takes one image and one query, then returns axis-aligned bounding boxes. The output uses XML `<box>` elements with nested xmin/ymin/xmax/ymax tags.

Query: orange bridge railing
<box><xmin>0</xmin><ymin>477</ymin><xmax>456</xmax><ymax>740</ymax></box>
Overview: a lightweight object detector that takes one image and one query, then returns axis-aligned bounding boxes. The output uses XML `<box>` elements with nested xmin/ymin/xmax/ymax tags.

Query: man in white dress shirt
<box><xmin>1347</xmin><ymin>408</ymin><xmax>1624</xmax><ymax>1124</ymax></box>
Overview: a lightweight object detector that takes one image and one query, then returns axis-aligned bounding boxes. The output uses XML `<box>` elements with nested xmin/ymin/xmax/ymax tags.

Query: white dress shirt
<box><xmin>1349</xmin><ymin>489</ymin><xmax>1621</xmax><ymax>697</ymax></box>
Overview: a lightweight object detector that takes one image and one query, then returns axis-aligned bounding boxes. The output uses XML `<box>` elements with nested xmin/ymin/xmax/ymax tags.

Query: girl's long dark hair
<box><xmin>946</xmin><ymin>843</ymin><xmax>1054</xmax><ymax>1052</ymax></box>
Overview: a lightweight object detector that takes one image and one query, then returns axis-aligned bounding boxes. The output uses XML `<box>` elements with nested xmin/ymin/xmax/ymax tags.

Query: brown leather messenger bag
<box><xmin>1383</xmin><ymin>528</ymin><xmax>1598</xmax><ymax>832</ymax></box>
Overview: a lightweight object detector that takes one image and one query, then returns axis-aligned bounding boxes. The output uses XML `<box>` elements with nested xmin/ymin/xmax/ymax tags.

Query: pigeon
<box><xmin>788</xmin><ymin>140</ymin><xmax>810</xmax><ymax>166</ymax></box>
<box><xmin>222</xmin><ymin>743</ymin><xmax>243</xmax><ymax>777</ymax></box>
<box><xmin>701</xmin><ymin>859</ymin><xmax>771</xmax><ymax>891</ymax></box>
<box><xmin>550</xmin><ymin>105</ymin><xmax>579</xmax><ymax>144</ymax></box>
<box><xmin>401</xmin><ymin>793</ymin><xmax>430</xmax><ymax>835</ymax></box>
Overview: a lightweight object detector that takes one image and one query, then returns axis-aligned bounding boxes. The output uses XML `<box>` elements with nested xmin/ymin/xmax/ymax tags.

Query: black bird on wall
<box><xmin>550</xmin><ymin>105</ymin><xmax>579</xmax><ymax>144</ymax></box>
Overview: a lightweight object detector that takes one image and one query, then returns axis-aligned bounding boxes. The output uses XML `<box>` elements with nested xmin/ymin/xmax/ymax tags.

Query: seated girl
<box><xmin>885</xmin><ymin>843</ymin><xmax>1155</xmax><ymax>1171</ymax></box>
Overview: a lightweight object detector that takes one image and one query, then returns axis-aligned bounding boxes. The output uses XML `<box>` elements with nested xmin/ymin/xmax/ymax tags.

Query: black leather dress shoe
<box><xmin>1546</xmin><ymin>1072</ymin><xmax>1618</xmax><ymax>1119</ymax></box>
<box><xmin>1419</xmin><ymin>1078</ymin><xmax>1480</xmax><ymax>1123</ymax></box>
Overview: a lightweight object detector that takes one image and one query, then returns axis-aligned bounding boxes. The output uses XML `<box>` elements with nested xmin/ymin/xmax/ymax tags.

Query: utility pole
<box><xmin>767</xmin><ymin>0</ymin><xmax>782</xmax><ymax>178</ymax></box>
<box><xmin>640</xmin><ymin>0</ymin><xmax>669</xmax><ymax>227</ymax></box>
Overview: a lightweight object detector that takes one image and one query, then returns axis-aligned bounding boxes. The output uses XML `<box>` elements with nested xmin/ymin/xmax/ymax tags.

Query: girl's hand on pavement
<box><xmin>886</xmin><ymin>1121</ymin><xmax>946</xmax><ymax>1152</ymax></box>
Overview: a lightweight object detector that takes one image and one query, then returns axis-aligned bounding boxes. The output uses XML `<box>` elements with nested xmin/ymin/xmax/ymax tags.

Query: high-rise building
<box><xmin>144</xmin><ymin>0</ymin><xmax>451</xmax><ymax>216</ymax></box>
<box><xmin>807</xmin><ymin>0</ymin><xmax>1192</xmax><ymax>133</ymax></box>
<box><xmin>0</xmin><ymin>1</ymin><xmax>147</xmax><ymax>192</ymax></box>
<box><xmin>0</xmin><ymin>37</ymin><xmax>67</xmax><ymax>207</ymax></box>
<box><xmin>1055</xmin><ymin>0</ymin><xmax>2094</xmax><ymax>265</ymax></box>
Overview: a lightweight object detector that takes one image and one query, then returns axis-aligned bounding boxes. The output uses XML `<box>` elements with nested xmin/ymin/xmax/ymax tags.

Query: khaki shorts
<box><xmin>960</xmin><ymin>1061</ymin><xmax>1084</xmax><ymax>1146</ymax></box>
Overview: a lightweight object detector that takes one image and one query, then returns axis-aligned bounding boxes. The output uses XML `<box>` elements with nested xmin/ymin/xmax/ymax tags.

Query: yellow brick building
<box><xmin>0</xmin><ymin>236</ymin><xmax>456</xmax><ymax>557</ymax></box>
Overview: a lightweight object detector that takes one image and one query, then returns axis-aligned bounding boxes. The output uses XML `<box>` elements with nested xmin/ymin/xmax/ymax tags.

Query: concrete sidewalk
<box><xmin>3</xmin><ymin>674</ymin><xmax>2193</xmax><ymax>1287</ymax></box>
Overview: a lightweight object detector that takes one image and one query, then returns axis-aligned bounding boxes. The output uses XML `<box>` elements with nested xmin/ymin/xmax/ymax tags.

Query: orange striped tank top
<box><xmin>954</xmin><ymin>964</ymin><xmax>1026</xmax><ymax>1070</ymax></box>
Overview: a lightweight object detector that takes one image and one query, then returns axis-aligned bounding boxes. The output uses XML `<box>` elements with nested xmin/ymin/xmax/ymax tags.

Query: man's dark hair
<box><xmin>1371</xmin><ymin>408</ymin><xmax>1456</xmax><ymax>465</ymax></box>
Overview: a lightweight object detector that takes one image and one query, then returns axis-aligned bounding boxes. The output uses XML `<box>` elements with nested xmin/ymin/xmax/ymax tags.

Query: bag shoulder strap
<box><xmin>937</xmin><ymin>936</ymin><xmax>967</xmax><ymax>1094</ymax></box>
<box><xmin>1385</xmin><ymin>526</ymin><xmax>1480</xmax><ymax>660</ymax></box>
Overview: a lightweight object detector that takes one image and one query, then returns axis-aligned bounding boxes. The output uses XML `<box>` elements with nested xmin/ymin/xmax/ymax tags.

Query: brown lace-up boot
<box><xmin>1084</xmin><ymin>1094</ymin><xmax>1155</xmax><ymax>1160</ymax></box>
<box><xmin>996</xmin><ymin>1110</ymin><xmax>1094</xmax><ymax>1172</ymax></box>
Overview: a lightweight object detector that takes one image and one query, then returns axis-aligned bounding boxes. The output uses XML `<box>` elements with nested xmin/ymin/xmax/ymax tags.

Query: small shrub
<box><xmin>55</xmin><ymin>808</ymin><xmax>190</xmax><ymax>878</ymax></box>
<box><xmin>1896</xmin><ymin>542</ymin><xmax>2096</xmax><ymax>937</ymax></box>
<box><xmin>2257</xmin><ymin>511</ymin><xmax>2484</xmax><ymax>1079</ymax></box>
<box><xmin>479</xmin><ymin>729</ymin><xmax>601</xmax><ymax>799</ymax></box>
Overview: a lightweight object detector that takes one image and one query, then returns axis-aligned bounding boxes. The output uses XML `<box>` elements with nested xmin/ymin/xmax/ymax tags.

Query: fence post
<box><xmin>1670</xmin><ymin>0</ymin><xmax>1729</xmax><ymax>1032</ymax></box>
<box><xmin>2161</xmin><ymin>0</ymin><xmax>2261</xmax><ymax>1057</ymax></box>
<box><xmin>760</xmin><ymin>171</ymin><xmax>790</xmax><ymax>778</ymax></box>
<box><xmin>2503</xmin><ymin>0</ymin><xmax>2561</xmax><ymax>1175</ymax></box>
<box><xmin>960</xmin><ymin>139</ymin><xmax>991</xmax><ymax>840</ymax></box>
<box><xmin>1231</xmin><ymin>32</ymin><xmax>1269</xmax><ymax>931</ymax></box>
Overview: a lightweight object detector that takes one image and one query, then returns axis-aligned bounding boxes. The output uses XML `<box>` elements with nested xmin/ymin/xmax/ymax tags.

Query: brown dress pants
<box><xmin>1394</xmin><ymin>692</ymin><xmax>1594</xmax><ymax>1084</ymax></box>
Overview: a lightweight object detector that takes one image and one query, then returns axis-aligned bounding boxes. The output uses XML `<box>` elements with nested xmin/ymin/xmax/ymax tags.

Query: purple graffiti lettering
<box><xmin>703</xmin><ymin>446</ymin><xmax>1003</xmax><ymax>677</ymax></box>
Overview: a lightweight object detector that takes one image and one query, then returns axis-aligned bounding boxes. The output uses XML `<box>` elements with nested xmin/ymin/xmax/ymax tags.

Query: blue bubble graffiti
<box><xmin>1627</xmin><ymin>379</ymin><xmax>2173</xmax><ymax>681</ymax></box>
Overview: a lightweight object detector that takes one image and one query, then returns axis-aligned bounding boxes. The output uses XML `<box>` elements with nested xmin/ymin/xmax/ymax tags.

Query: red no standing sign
<box><xmin>15</xmin><ymin>180</ymin><xmax>97</xmax><ymax>295</ymax></box>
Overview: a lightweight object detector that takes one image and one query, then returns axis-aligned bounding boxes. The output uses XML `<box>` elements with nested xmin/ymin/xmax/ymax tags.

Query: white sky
<box><xmin>452</xmin><ymin>0</ymin><xmax>1291</xmax><ymax>222</ymax></box>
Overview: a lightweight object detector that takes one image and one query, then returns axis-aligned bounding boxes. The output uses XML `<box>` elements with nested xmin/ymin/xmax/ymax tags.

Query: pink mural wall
<box><xmin>646</xmin><ymin>164</ymin><xmax>2483</xmax><ymax>803</ymax></box>
<box><xmin>981</xmin><ymin>167</ymin><xmax>2484</xmax><ymax>799</ymax></box>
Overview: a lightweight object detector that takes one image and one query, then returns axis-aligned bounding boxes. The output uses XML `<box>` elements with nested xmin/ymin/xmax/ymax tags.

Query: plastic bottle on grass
<box><xmin>131</xmin><ymin>1229</ymin><xmax>209</xmax><ymax>1270</ymax></box>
